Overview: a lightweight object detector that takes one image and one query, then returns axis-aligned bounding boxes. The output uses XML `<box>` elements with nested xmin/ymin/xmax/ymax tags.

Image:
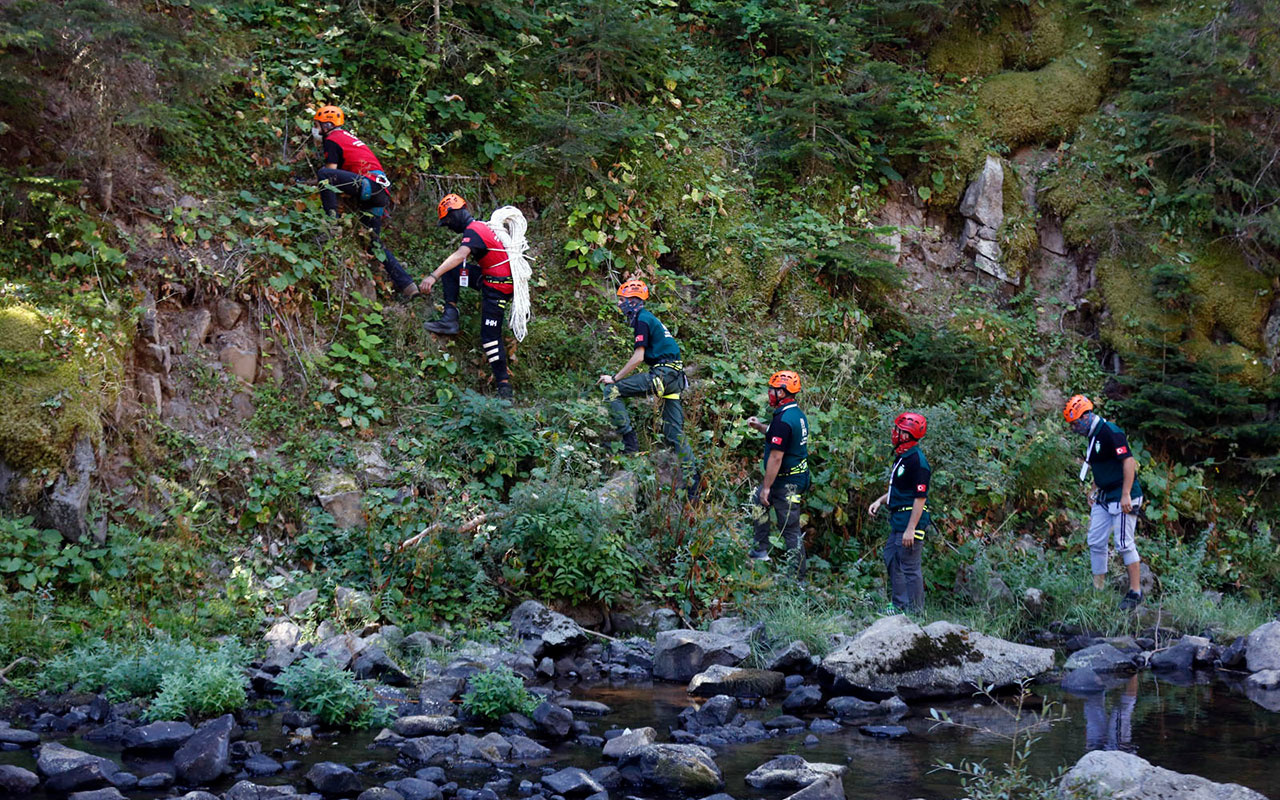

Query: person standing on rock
<box><xmin>747</xmin><ymin>370</ymin><xmax>810</xmax><ymax>576</ymax></box>
<box><xmin>1064</xmin><ymin>395</ymin><xmax>1145</xmax><ymax>610</ymax></box>
<box><xmin>868</xmin><ymin>412</ymin><xmax>931</xmax><ymax>613</ymax></box>
<box><xmin>420</xmin><ymin>194</ymin><xmax>518</xmax><ymax>400</ymax></box>
<box><xmin>598</xmin><ymin>279</ymin><xmax>701</xmax><ymax>500</ymax></box>
<box><xmin>311</xmin><ymin>105</ymin><xmax>419</xmax><ymax>300</ymax></box>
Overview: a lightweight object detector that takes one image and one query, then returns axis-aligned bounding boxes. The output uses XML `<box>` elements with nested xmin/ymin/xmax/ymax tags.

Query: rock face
<box><xmin>37</xmin><ymin>434</ymin><xmax>96</xmax><ymax>543</ymax></box>
<box><xmin>654</xmin><ymin>629</ymin><xmax>751</xmax><ymax>682</ymax></box>
<box><xmin>174</xmin><ymin>714</ymin><xmax>234</xmax><ymax>786</ymax></box>
<box><xmin>617</xmin><ymin>744</ymin><xmax>724</xmax><ymax>795</ymax></box>
<box><xmin>314</xmin><ymin>473</ymin><xmax>364</xmax><ymax>530</ymax></box>
<box><xmin>687</xmin><ymin>665</ymin><xmax>785</xmax><ymax>698</ymax></box>
<box><xmin>958</xmin><ymin>155</ymin><xmax>1011</xmax><ymax>283</ymax></box>
<box><xmin>1059</xmin><ymin>750</ymin><xmax>1267</xmax><ymax>800</ymax></box>
<box><xmin>510</xmin><ymin>600</ymin><xmax>589</xmax><ymax>658</ymax></box>
<box><xmin>1245</xmin><ymin>621</ymin><xmax>1280</xmax><ymax>672</ymax></box>
<box><xmin>818</xmin><ymin>616</ymin><xmax>1054</xmax><ymax>700</ymax></box>
<box><xmin>745</xmin><ymin>755</ymin><xmax>847</xmax><ymax>790</ymax></box>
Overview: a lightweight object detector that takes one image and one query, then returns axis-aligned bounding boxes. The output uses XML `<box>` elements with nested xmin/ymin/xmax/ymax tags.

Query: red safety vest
<box><xmin>325</xmin><ymin>129</ymin><xmax>384</xmax><ymax>178</ymax></box>
<box><xmin>466</xmin><ymin>220</ymin><xmax>513</xmax><ymax>294</ymax></box>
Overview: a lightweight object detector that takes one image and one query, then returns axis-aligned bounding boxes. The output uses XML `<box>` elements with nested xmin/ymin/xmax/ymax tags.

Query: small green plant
<box><xmin>275</xmin><ymin>655</ymin><xmax>393</xmax><ymax>729</ymax></box>
<box><xmin>460</xmin><ymin>665</ymin><xmax>538</xmax><ymax>720</ymax></box>
<box><xmin>144</xmin><ymin>645</ymin><xmax>250</xmax><ymax>721</ymax></box>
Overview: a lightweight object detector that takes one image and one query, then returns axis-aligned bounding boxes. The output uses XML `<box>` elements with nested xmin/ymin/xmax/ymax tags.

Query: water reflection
<box><xmin>1081</xmin><ymin>674</ymin><xmax>1138</xmax><ymax>753</ymax></box>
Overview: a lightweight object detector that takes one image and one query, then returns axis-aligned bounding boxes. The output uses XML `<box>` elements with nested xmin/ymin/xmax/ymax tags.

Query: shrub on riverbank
<box><xmin>275</xmin><ymin>656</ymin><xmax>393</xmax><ymax>729</ymax></box>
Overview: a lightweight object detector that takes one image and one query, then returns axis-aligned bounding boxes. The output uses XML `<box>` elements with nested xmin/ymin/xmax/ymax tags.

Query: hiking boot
<box><xmin>748</xmin><ymin>548</ymin><xmax>771</xmax><ymax>562</ymax></box>
<box><xmin>1119</xmin><ymin>590</ymin><xmax>1144</xmax><ymax>611</ymax></box>
<box><xmin>424</xmin><ymin>304</ymin><xmax>460</xmax><ymax>335</ymax></box>
<box><xmin>496</xmin><ymin>383</ymin><xmax>514</xmax><ymax>401</ymax></box>
<box><xmin>621</xmin><ymin>431</ymin><xmax>640</xmax><ymax>454</ymax></box>
<box><xmin>685</xmin><ymin>470</ymin><xmax>703</xmax><ymax>505</ymax></box>
<box><xmin>399</xmin><ymin>283</ymin><xmax>421</xmax><ymax>301</ymax></box>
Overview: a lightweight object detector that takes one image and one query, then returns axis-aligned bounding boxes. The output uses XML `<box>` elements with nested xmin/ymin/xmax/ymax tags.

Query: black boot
<box><xmin>496</xmin><ymin>382</ymin><xmax>513</xmax><ymax>401</ymax></box>
<box><xmin>686</xmin><ymin>470</ymin><xmax>703</xmax><ymax>505</ymax></box>
<box><xmin>424</xmin><ymin>304</ymin><xmax>460</xmax><ymax>335</ymax></box>
<box><xmin>621</xmin><ymin>431</ymin><xmax>640</xmax><ymax>454</ymax></box>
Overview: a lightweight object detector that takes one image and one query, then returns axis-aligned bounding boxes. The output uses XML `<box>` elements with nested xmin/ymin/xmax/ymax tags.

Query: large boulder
<box><xmin>173</xmin><ymin>714</ymin><xmax>234</xmax><ymax>786</ymax></box>
<box><xmin>1245</xmin><ymin>621</ymin><xmax>1280</xmax><ymax>673</ymax></box>
<box><xmin>1064</xmin><ymin>644</ymin><xmax>1136</xmax><ymax>673</ymax></box>
<box><xmin>36</xmin><ymin>743</ymin><xmax>118</xmax><ymax>792</ymax></box>
<box><xmin>306</xmin><ymin>763</ymin><xmax>362</xmax><ymax>797</ymax></box>
<box><xmin>0</xmin><ymin>765</ymin><xmax>39</xmax><ymax>796</ymax></box>
<box><xmin>745</xmin><ymin>755</ymin><xmax>847</xmax><ymax>790</ymax></box>
<box><xmin>654</xmin><ymin>630</ymin><xmax>751</xmax><ymax>682</ymax></box>
<box><xmin>1150</xmin><ymin>636</ymin><xmax>1215</xmax><ymax>672</ymax></box>
<box><xmin>818</xmin><ymin>616</ymin><xmax>1054</xmax><ymax>700</ymax></box>
<box><xmin>531</xmin><ymin>701</ymin><xmax>574</xmax><ymax>740</ymax></box>
<box><xmin>785</xmin><ymin>774</ymin><xmax>845</xmax><ymax>800</ymax></box>
<box><xmin>542</xmin><ymin>767</ymin><xmax>604</xmax><ymax>797</ymax></box>
<box><xmin>617</xmin><ymin>744</ymin><xmax>724</xmax><ymax>795</ymax></box>
<box><xmin>602</xmin><ymin>727</ymin><xmax>656</xmax><ymax>759</ymax></box>
<box><xmin>510</xmin><ymin>600</ymin><xmax>589</xmax><ymax>658</ymax></box>
<box><xmin>392</xmin><ymin>717</ymin><xmax>459</xmax><ymax>737</ymax></box>
<box><xmin>687</xmin><ymin>665</ymin><xmax>784</xmax><ymax>698</ymax></box>
<box><xmin>122</xmin><ymin>721</ymin><xmax>195</xmax><ymax>752</ymax></box>
<box><xmin>1058</xmin><ymin>750</ymin><xmax>1267</xmax><ymax>799</ymax></box>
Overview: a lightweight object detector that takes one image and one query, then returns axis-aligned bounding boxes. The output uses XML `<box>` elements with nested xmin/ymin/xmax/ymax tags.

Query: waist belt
<box><xmin>891</xmin><ymin>504</ymin><xmax>929</xmax><ymax>513</ymax></box>
<box><xmin>652</xmin><ymin>360</ymin><xmax>684</xmax><ymax>372</ymax></box>
<box><xmin>784</xmin><ymin>460</ymin><xmax>808</xmax><ymax>476</ymax></box>
<box><xmin>651</xmin><ymin>362</ymin><xmax>687</xmax><ymax>400</ymax></box>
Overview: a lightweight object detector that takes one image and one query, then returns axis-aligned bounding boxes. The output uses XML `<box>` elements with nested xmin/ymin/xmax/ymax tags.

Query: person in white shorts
<box><xmin>1064</xmin><ymin>394</ymin><xmax>1145</xmax><ymax>610</ymax></box>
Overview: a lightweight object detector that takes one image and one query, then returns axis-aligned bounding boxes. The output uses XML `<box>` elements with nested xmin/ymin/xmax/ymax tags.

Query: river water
<box><xmin>4</xmin><ymin>672</ymin><xmax>1276</xmax><ymax>799</ymax></box>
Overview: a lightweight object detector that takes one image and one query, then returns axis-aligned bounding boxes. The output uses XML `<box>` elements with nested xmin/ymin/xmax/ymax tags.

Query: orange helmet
<box><xmin>1063</xmin><ymin>394</ymin><xmax>1094</xmax><ymax>423</ymax></box>
<box><xmin>313</xmin><ymin>105</ymin><xmax>345</xmax><ymax>127</ymax></box>
<box><xmin>617</xmin><ymin>279</ymin><xmax>649</xmax><ymax>300</ymax></box>
<box><xmin>768</xmin><ymin>370</ymin><xmax>801</xmax><ymax>394</ymax></box>
<box><xmin>437</xmin><ymin>193</ymin><xmax>467</xmax><ymax>220</ymax></box>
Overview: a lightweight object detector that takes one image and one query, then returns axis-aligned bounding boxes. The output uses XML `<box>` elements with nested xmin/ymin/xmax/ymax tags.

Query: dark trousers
<box><xmin>439</xmin><ymin>264</ymin><xmax>512</xmax><ymax>385</ymax></box>
<box><xmin>317</xmin><ymin>168</ymin><xmax>414</xmax><ymax>292</ymax></box>
<box><xmin>602</xmin><ymin>365</ymin><xmax>698</xmax><ymax>479</ymax></box>
<box><xmin>883</xmin><ymin>509</ymin><xmax>925</xmax><ymax>612</ymax></box>
<box><xmin>753</xmin><ymin>482</ymin><xmax>806</xmax><ymax>576</ymax></box>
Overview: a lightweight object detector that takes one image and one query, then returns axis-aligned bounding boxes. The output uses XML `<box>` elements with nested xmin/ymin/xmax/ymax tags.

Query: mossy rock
<box><xmin>1186</xmin><ymin>243</ymin><xmax>1271</xmax><ymax>353</ymax></box>
<box><xmin>976</xmin><ymin>45</ymin><xmax>1108</xmax><ymax>149</ymax></box>
<box><xmin>0</xmin><ymin>302</ymin><xmax>122</xmax><ymax>478</ymax></box>
<box><xmin>927</xmin><ymin>2</ymin><xmax>1069</xmax><ymax>77</ymax></box>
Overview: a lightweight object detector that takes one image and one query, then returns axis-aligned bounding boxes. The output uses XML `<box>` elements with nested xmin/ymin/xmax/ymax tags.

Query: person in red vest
<box><xmin>419</xmin><ymin>194</ymin><xmax>514</xmax><ymax>399</ymax></box>
<box><xmin>312</xmin><ymin>105</ymin><xmax>419</xmax><ymax>299</ymax></box>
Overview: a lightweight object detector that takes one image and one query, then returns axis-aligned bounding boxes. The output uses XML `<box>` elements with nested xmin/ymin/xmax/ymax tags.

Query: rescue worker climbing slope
<box><xmin>868</xmin><ymin>412</ymin><xmax>932</xmax><ymax>613</ymax></box>
<box><xmin>747</xmin><ymin>370</ymin><xmax>810</xmax><ymax>576</ymax></box>
<box><xmin>1064</xmin><ymin>394</ymin><xmax>1145</xmax><ymax>610</ymax></box>
<box><xmin>312</xmin><ymin>106</ymin><xmax>419</xmax><ymax>299</ymax></box>
<box><xmin>599</xmin><ymin>280</ymin><xmax>701</xmax><ymax>499</ymax></box>
<box><xmin>420</xmin><ymin>194</ymin><xmax>515</xmax><ymax>400</ymax></box>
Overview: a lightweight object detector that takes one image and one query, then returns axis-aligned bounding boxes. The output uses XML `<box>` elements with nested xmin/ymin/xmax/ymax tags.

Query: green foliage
<box><xmin>274</xmin><ymin>655</ymin><xmax>394</xmax><ymax>729</ymax></box>
<box><xmin>144</xmin><ymin>645</ymin><xmax>250</xmax><ymax>721</ymax></box>
<box><xmin>460</xmin><ymin>664</ymin><xmax>538</xmax><ymax>720</ymax></box>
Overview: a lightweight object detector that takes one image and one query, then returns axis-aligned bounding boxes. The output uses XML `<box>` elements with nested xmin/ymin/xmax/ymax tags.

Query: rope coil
<box><xmin>487</xmin><ymin>206</ymin><xmax>532</xmax><ymax>341</ymax></box>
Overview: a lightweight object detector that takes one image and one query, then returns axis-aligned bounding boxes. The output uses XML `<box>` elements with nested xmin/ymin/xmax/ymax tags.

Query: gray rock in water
<box><xmin>764</xmin><ymin>715</ymin><xmax>806</xmax><ymax>731</ymax></box>
<box><xmin>1064</xmin><ymin>644</ymin><xmax>1135</xmax><ymax>673</ymax></box>
<box><xmin>617</xmin><ymin>743</ymin><xmax>724</xmax><ymax>794</ymax></box>
<box><xmin>507</xmin><ymin>734</ymin><xmax>551</xmax><ymax>763</ymax></box>
<box><xmin>531</xmin><ymin>701</ymin><xmax>573</xmax><ymax>740</ymax></box>
<box><xmin>122</xmin><ymin>720</ymin><xmax>195</xmax><ymax>752</ymax></box>
<box><xmin>1220</xmin><ymin>636</ymin><xmax>1248</xmax><ymax>670</ymax></box>
<box><xmin>602</xmin><ymin>727</ymin><xmax>656</xmax><ymax>759</ymax></box>
<box><xmin>688</xmin><ymin>665</ymin><xmax>784</xmax><ymax>698</ymax></box>
<box><xmin>68</xmin><ymin>789</ymin><xmax>125</xmax><ymax>800</ymax></box>
<box><xmin>542</xmin><ymin>767</ymin><xmax>604</xmax><ymax>797</ymax></box>
<box><xmin>858</xmin><ymin>725</ymin><xmax>909</xmax><ymax>739</ymax></box>
<box><xmin>782</xmin><ymin>685</ymin><xmax>824</xmax><ymax>712</ymax></box>
<box><xmin>1150</xmin><ymin>636</ymin><xmax>1211</xmax><ymax>672</ymax></box>
<box><xmin>1246</xmin><ymin>621</ymin><xmax>1280</xmax><ymax>673</ymax></box>
<box><xmin>306</xmin><ymin>763</ymin><xmax>362</xmax><ymax>797</ymax></box>
<box><xmin>819</xmin><ymin>616</ymin><xmax>1054</xmax><ymax>700</ymax></box>
<box><xmin>173</xmin><ymin>714</ymin><xmax>234</xmax><ymax>786</ymax></box>
<box><xmin>0</xmin><ymin>764</ymin><xmax>39</xmax><ymax>795</ymax></box>
<box><xmin>0</xmin><ymin>728</ymin><xmax>40</xmax><ymax>747</ymax></box>
<box><xmin>692</xmin><ymin>695</ymin><xmax>739</xmax><ymax>729</ymax></box>
<box><xmin>245</xmin><ymin>755</ymin><xmax>283</xmax><ymax>777</ymax></box>
<box><xmin>560</xmin><ymin>699</ymin><xmax>611</xmax><ymax>716</ymax></box>
<box><xmin>385</xmin><ymin>778</ymin><xmax>441</xmax><ymax>800</ymax></box>
<box><xmin>353</xmin><ymin>645</ymin><xmax>412</xmax><ymax>687</ymax></box>
<box><xmin>223</xmin><ymin>781</ymin><xmax>298</xmax><ymax>800</ymax></box>
<box><xmin>356</xmin><ymin>788</ymin><xmax>403</xmax><ymax>800</ymax></box>
<box><xmin>1061</xmin><ymin>668</ymin><xmax>1105</xmax><ymax>694</ymax></box>
<box><xmin>1060</xmin><ymin>750</ymin><xmax>1267</xmax><ymax>799</ymax></box>
<box><xmin>784</xmin><ymin>773</ymin><xmax>845</xmax><ymax>800</ymax></box>
<box><xmin>137</xmin><ymin>772</ymin><xmax>173</xmax><ymax>789</ymax></box>
<box><xmin>36</xmin><ymin>742</ymin><xmax>118</xmax><ymax>792</ymax></box>
<box><xmin>810</xmin><ymin>719</ymin><xmax>842</xmax><ymax>734</ymax></box>
<box><xmin>511</xmin><ymin>600</ymin><xmax>589</xmax><ymax>659</ymax></box>
<box><xmin>767</xmin><ymin>640</ymin><xmax>813</xmax><ymax>674</ymax></box>
<box><xmin>745</xmin><ymin>755</ymin><xmax>846</xmax><ymax>790</ymax></box>
<box><xmin>392</xmin><ymin>717</ymin><xmax>459</xmax><ymax>737</ymax></box>
<box><xmin>824</xmin><ymin>695</ymin><xmax>905</xmax><ymax>721</ymax></box>
<box><xmin>654</xmin><ymin>629</ymin><xmax>751</xmax><ymax>682</ymax></box>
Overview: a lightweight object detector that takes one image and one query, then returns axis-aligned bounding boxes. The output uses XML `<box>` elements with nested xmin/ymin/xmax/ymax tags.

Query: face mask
<box><xmin>767</xmin><ymin>388</ymin><xmax>782</xmax><ymax>408</ymax></box>
<box><xmin>311</xmin><ymin>124</ymin><xmax>322</xmax><ymax>143</ymax></box>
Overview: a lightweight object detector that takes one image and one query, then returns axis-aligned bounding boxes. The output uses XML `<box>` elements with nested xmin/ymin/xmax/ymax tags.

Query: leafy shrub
<box><xmin>275</xmin><ymin>655</ymin><xmax>393</xmax><ymax>729</ymax></box>
<box><xmin>460</xmin><ymin>665</ymin><xmax>538</xmax><ymax>720</ymax></box>
<box><xmin>144</xmin><ymin>649</ymin><xmax>249</xmax><ymax>721</ymax></box>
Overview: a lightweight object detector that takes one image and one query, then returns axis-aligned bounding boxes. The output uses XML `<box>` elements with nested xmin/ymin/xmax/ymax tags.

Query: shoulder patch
<box><xmin>770</xmin><ymin>435</ymin><xmax>783</xmax><ymax>446</ymax></box>
<box><xmin>896</xmin><ymin>465</ymin><xmax>904</xmax><ymax>477</ymax></box>
<box><xmin>1116</xmin><ymin>445</ymin><xmax>1128</xmax><ymax>455</ymax></box>
<box><xmin>917</xmin><ymin>484</ymin><xmax>927</xmax><ymax>492</ymax></box>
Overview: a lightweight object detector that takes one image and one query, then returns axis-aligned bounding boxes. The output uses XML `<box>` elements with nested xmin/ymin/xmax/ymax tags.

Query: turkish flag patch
<box><xmin>635</xmin><ymin>334</ymin><xmax>644</xmax><ymax>343</ymax></box>
<box><xmin>1116</xmin><ymin>446</ymin><xmax>1128</xmax><ymax>455</ymax></box>
<box><xmin>917</xmin><ymin>484</ymin><xmax>927</xmax><ymax>492</ymax></box>
<box><xmin>770</xmin><ymin>436</ymin><xmax>783</xmax><ymax>445</ymax></box>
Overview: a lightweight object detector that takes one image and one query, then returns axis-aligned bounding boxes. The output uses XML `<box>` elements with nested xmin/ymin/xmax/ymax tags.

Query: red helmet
<box><xmin>892</xmin><ymin>412</ymin><xmax>926</xmax><ymax>453</ymax></box>
<box><xmin>313</xmin><ymin>105</ymin><xmax>345</xmax><ymax>127</ymax></box>
<box><xmin>768</xmin><ymin>370</ymin><xmax>801</xmax><ymax>394</ymax></box>
<box><xmin>1063</xmin><ymin>394</ymin><xmax>1094</xmax><ymax>423</ymax></box>
<box><xmin>437</xmin><ymin>193</ymin><xmax>467</xmax><ymax>220</ymax></box>
<box><xmin>616</xmin><ymin>279</ymin><xmax>649</xmax><ymax>300</ymax></box>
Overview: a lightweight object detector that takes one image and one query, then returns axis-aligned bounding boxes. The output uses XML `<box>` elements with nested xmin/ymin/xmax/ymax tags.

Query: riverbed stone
<box><xmin>767</xmin><ymin>640</ymin><xmax>814</xmax><ymax>674</ymax></box>
<box><xmin>785</xmin><ymin>774</ymin><xmax>845</xmax><ymax>800</ymax></box>
<box><xmin>531</xmin><ymin>701</ymin><xmax>573</xmax><ymax>740</ymax></box>
<box><xmin>688</xmin><ymin>665</ymin><xmax>785</xmax><ymax>697</ymax></box>
<box><xmin>824</xmin><ymin>695</ymin><xmax>906</xmax><ymax>721</ymax></box>
<box><xmin>542</xmin><ymin>767</ymin><xmax>604</xmax><ymax>797</ymax></box>
<box><xmin>1150</xmin><ymin>636</ymin><xmax>1212</xmax><ymax>672</ymax></box>
<box><xmin>692</xmin><ymin>695</ymin><xmax>739</xmax><ymax>729</ymax></box>
<box><xmin>511</xmin><ymin>600</ymin><xmax>589</xmax><ymax>658</ymax></box>
<box><xmin>36</xmin><ymin>742</ymin><xmax>118</xmax><ymax>791</ymax></box>
<box><xmin>353</xmin><ymin>645</ymin><xmax>411</xmax><ymax>687</ymax></box>
<box><xmin>764</xmin><ymin>715</ymin><xmax>806</xmax><ymax>731</ymax></box>
<box><xmin>357</xmin><ymin>787</ymin><xmax>402</xmax><ymax>800</ymax></box>
<box><xmin>0</xmin><ymin>764</ymin><xmax>39</xmax><ymax>795</ymax></box>
<box><xmin>507</xmin><ymin>735</ymin><xmax>551</xmax><ymax>763</ymax></box>
<box><xmin>393</xmin><ymin>717</ymin><xmax>459</xmax><ymax>737</ymax></box>
<box><xmin>1245</xmin><ymin>621</ymin><xmax>1280</xmax><ymax>673</ymax></box>
<box><xmin>1064</xmin><ymin>644</ymin><xmax>1136</xmax><ymax>673</ymax></box>
<box><xmin>385</xmin><ymin>778</ymin><xmax>441</xmax><ymax>800</ymax></box>
<box><xmin>560</xmin><ymin>700</ymin><xmax>611</xmax><ymax>716</ymax></box>
<box><xmin>265</xmin><ymin>619</ymin><xmax>302</xmax><ymax>650</ymax></box>
<box><xmin>859</xmin><ymin>725</ymin><xmax>909</xmax><ymax>739</ymax></box>
<box><xmin>307</xmin><ymin>763</ymin><xmax>362</xmax><ymax>797</ymax></box>
<box><xmin>1061</xmin><ymin>667</ymin><xmax>1105</xmax><ymax>694</ymax></box>
<box><xmin>783</xmin><ymin>685</ymin><xmax>824</xmax><ymax>712</ymax></box>
<box><xmin>224</xmin><ymin>781</ymin><xmax>298</xmax><ymax>800</ymax></box>
<box><xmin>245</xmin><ymin>755</ymin><xmax>283</xmax><ymax>777</ymax></box>
<box><xmin>819</xmin><ymin>616</ymin><xmax>1054</xmax><ymax>700</ymax></box>
<box><xmin>745</xmin><ymin>755</ymin><xmax>846</xmax><ymax>790</ymax></box>
<box><xmin>1059</xmin><ymin>750</ymin><xmax>1267</xmax><ymax>800</ymax></box>
<box><xmin>68</xmin><ymin>788</ymin><xmax>126</xmax><ymax>800</ymax></box>
<box><xmin>174</xmin><ymin>714</ymin><xmax>234</xmax><ymax>786</ymax></box>
<box><xmin>617</xmin><ymin>744</ymin><xmax>724</xmax><ymax>794</ymax></box>
<box><xmin>654</xmin><ymin>630</ymin><xmax>751</xmax><ymax>682</ymax></box>
<box><xmin>0</xmin><ymin>728</ymin><xmax>39</xmax><ymax>747</ymax></box>
<box><xmin>602</xmin><ymin>727</ymin><xmax>656</xmax><ymax>759</ymax></box>
<box><xmin>123</xmin><ymin>720</ymin><xmax>195</xmax><ymax>751</ymax></box>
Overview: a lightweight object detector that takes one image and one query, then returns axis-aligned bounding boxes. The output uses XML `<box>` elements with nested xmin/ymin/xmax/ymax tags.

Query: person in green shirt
<box><xmin>747</xmin><ymin>370</ymin><xmax>810</xmax><ymax>576</ymax></box>
<box><xmin>598</xmin><ymin>279</ymin><xmax>701</xmax><ymax>499</ymax></box>
<box><xmin>868</xmin><ymin>412</ymin><xmax>931</xmax><ymax>613</ymax></box>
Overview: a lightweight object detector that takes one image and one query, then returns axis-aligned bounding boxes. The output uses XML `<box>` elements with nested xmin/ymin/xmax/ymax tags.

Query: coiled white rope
<box><xmin>488</xmin><ymin>206</ymin><xmax>532</xmax><ymax>341</ymax></box>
